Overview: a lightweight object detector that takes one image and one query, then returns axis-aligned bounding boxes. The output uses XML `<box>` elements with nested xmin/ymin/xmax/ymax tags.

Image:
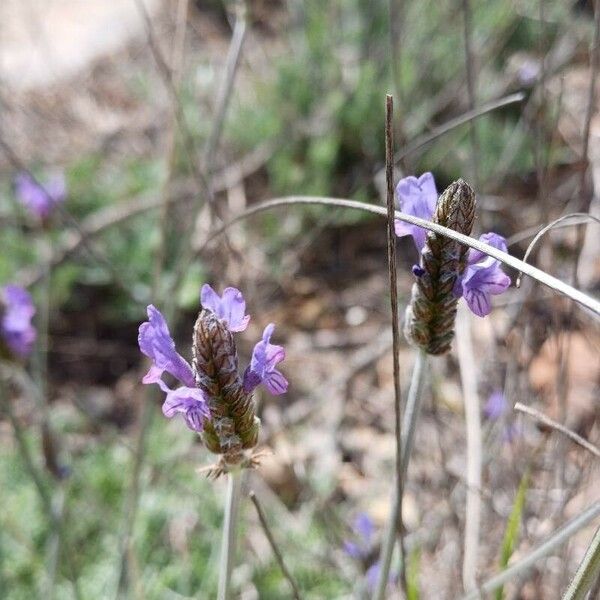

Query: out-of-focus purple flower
<box><xmin>14</xmin><ymin>171</ymin><xmax>66</xmax><ymax>220</ymax></box>
<box><xmin>484</xmin><ymin>390</ymin><xmax>508</xmax><ymax>420</ymax></box>
<box><xmin>484</xmin><ymin>391</ymin><xmax>521</xmax><ymax>443</ymax></box>
<box><xmin>454</xmin><ymin>232</ymin><xmax>511</xmax><ymax>317</ymax></box>
<box><xmin>200</xmin><ymin>284</ymin><xmax>250</xmax><ymax>332</ymax></box>
<box><xmin>394</xmin><ymin>172</ymin><xmax>438</xmax><ymax>252</ymax></box>
<box><xmin>0</xmin><ymin>285</ymin><xmax>36</xmax><ymax>358</ymax></box>
<box><xmin>138</xmin><ymin>305</ymin><xmax>209</xmax><ymax>433</ymax></box>
<box><xmin>343</xmin><ymin>513</ymin><xmax>375</xmax><ymax>559</ymax></box>
<box><xmin>343</xmin><ymin>514</ymin><xmax>397</xmax><ymax>592</ymax></box>
<box><xmin>243</xmin><ymin>324</ymin><xmax>288</xmax><ymax>395</ymax></box>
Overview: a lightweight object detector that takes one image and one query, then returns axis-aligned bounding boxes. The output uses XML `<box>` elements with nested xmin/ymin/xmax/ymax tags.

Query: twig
<box><xmin>218</xmin><ymin>472</ymin><xmax>242</xmax><ymax>600</ymax></box>
<box><xmin>389</xmin><ymin>92</ymin><xmax>524</xmax><ymax>167</ymax></box>
<box><xmin>196</xmin><ymin>195</ymin><xmax>600</xmax><ymax>316</ymax></box>
<box><xmin>514</xmin><ymin>402</ymin><xmax>600</xmax><ymax>459</ymax></box>
<box><xmin>456</xmin><ymin>305</ymin><xmax>482</xmax><ymax>592</ymax></box>
<box><xmin>515</xmin><ymin>213</ymin><xmax>600</xmax><ymax>287</ymax></box>
<box><xmin>562</xmin><ymin>525</ymin><xmax>600</xmax><ymax>600</ymax></box>
<box><xmin>375</xmin><ymin>348</ymin><xmax>428</xmax><ymax>600</ymax></box>
<box><xmin>461</xmin><ymin>0</ymin><xmax>479</xmax><ymax>188</ymax></box>
<box><xmin>380</xmin><ymin>94</ymin><xmax>406</xmax><ymax>595</ymax></box>
<box><xmin>507</xmin><ymin>213</ymin><xmax>600</xmax><ymax>248</ymax></box>
<box><xmin>248</xmin><ymin>491</ymin><xmax>301</xmax><ymax>600</ymax></box>
<box><xmin>461</xmin><ymin>502</ymin><xmax>600</xmax><ymax>599</ymax></box>
<box><xmin>204</xmin><ymin>4</ymin><xmax>248</xmax><ymax>171</ymax></box>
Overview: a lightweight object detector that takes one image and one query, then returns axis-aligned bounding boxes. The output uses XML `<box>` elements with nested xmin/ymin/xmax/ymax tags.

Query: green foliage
<box><xmin>495</xmin><ymin>469</ymin><xmax>530</xmax><ymax>600</ymax></box>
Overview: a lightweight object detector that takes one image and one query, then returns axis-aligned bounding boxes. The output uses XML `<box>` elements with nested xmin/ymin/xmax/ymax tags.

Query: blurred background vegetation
<box><xmin>0</xmin><ymin>0</ymin><xmax>599</xmax><ymax>598</ymax></box>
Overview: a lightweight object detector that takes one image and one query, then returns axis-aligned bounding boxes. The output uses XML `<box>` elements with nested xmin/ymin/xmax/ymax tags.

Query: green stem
<box><xmin>374</xmin><ymin>348</ymin><xmax>428</xmax><ymax>600</ymax></box>
<box><xmin>562</xmin><ymin>525</ymin><xmax>600</xmax><ymax>600</ymax></box>
<box><xmin>218</xmin><ymin>472</ymin><xmax>242</xmax><ymax>600</ymax></box>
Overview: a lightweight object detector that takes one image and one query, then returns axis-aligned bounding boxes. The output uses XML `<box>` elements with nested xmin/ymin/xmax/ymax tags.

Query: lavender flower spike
<box><xmin>201</xmin><ymin>284</ymin><xmax>250</xmax><ymax>332</ymax></box>
<box><xmin>0</xmin><ymin>285</ymin><xmax>36</xmax><ymax>358</ymax></box>
<box><xmin>243</xmin><ymin>324</ymin><xmax>288</xmax><ymax>395</ymax></box>
<box><xmin>394</xmin><ymin>172</ymin><xmax>438</xmax><ymax>252</ymax></box>
<box><xmin>14</xmin><ymin>171</ymin><xmax>66</xmax><ymax>220</ymax></box>
<box><xmin>138</xmin><ymin>305</ymin><xmax>209</xmax><ymax>432</ymax></box>
<box><xmin>455</xmin><ymin>232</ymin><xmax>511</xmax><ymax>317</ymax></box>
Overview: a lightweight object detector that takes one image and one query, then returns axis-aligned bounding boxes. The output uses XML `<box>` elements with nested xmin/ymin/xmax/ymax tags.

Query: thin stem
<box><xmin>456</xmin><ymin>305</ymin><xmax>482</xmax><ymax>592</ymax></box>
<box><xmin>248</xmin><ymin>491</ymin><xmax>301</xmax><ymax>600</ymax></box>
<box><xmin>514</xmin><ymin>403</ymin><xmax>600</xmax><ymax>459</ymax></box>
<box><xmin>218</xmin><ymin>472</ymin><xmax>242</xmax><ymax>600</ymax></box>
<box><xmin>198</xmin><ymin>196</ymin><xmax>600</xmax><ymax>317</ymax></box>
<box><xmin>374</xmin><ymin>348</ymin><xmax>428</xmax><ymax>600</ymax></box>
<box><xmin>461</xmin><ymin>502</ymin><xmax>600</xmax><ymax>599</ymax></box>
<box><xmin>562</xmin><ymin>525</ymin><xmax>600</xmax><ymax>600</ymax></box>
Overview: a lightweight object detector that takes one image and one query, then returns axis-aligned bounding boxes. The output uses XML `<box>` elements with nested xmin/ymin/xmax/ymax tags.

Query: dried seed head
<box><xmin>193</xmin><ymin>309</ymin><xmax>260</xmax><ymax>465</ymax></box>
<box><xmin>404</xmin><ymin>179</ymin><xmax>476</xmax><ymax>354</ymax></box>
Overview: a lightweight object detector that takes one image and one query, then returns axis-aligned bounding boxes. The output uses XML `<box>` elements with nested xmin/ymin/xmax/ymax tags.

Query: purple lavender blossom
<box><xmin>343</xmin><ymin>513</ymin><xmax>396</xmax><ymax>591</ymax></box>
<box><xmin>138</xmin><ymin>305</ymin><xmax>209</xmax><ymax>432</ymax></box>
<box><xmin>0</xmin><ymin>285</ymin><xmax>36</xmax><ymax>359</ymax></box>
<box><xmin>200</xmin><ymin>284</ymin><xmax>250</xmax><ymax>332</ymax></box>
<box><xmin>14</xmin><ymin>171</ymin><xmax>66</xmax><ymax>220</ymax></box>
<box><xmin>394</xmin><ymin>172</ymin><xmax>438</xmax><ymax>252</ymax></box>
<box><xmin>484</xmin><ymin>390</ymin><xmax>520</xmax><ymax>442</ymax></box>
<box><xmin>454</xmin><ymin>233</ymin><xmax>511</xmax><ymax>317</ymax></box>
<box><xmin>484</xmin><ymin>390</ymin><xmax>508</xmax><ymax>420</ymax></box>
<box><xmin>243</xmin><ymin>324</ymin><xmax>288</xmax><ymax>395</ymax></box>
<box><xmin>343</xmin><ymin>513</ymin><xmax>375</xmax><ymax>559</ymax></box>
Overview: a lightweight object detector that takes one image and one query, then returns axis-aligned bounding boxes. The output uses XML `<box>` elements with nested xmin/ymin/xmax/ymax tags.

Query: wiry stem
<box><xmin>218</xmin><ymin>472</ymin><xmax>242</xmax><ymax>600</ymax></box>
<box><xmin>562</xmin><ymin>525</ymin><xmax>600</xmax><ymax>600</ymax></box>
<box><xmin>461</xmin><ymin>502</ymin><xmax>600</xmax><ymax>599</ymax></box>
<box><xmin>456</xmin><ymin>305</ymin><xmax>482</xmax><ymax>592</ymax></box>
<box><xmin>374</xmin><ymin>348</ymin><xmax>428</xmax><ymax>599</ymax></box>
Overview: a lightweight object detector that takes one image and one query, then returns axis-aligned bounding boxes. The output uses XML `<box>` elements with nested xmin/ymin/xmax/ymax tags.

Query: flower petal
<box><xmin>162</xmin><ymin>385</ymin><xmax>209</xmax><ymax>428</ymax></box>
<box><xmin>201</xmin><ymin>284</ymin><xmax>250</xmax><ymax>332</ymax></box>
<box><xmin>468</xmin><ymin>232</ymin><xmax>508</xmax><ymax>265</ymax></box>
<box><xmin>394</xmin><ymin>173</ymin><xmax>438</xmax><ymax>252</ymax></box>
<box><xmin>1</xmin><ymin>285</ymin><xmax>36</xmax><ymax>358</ymax></box>
<box><xmin>138</xmin><ymin>305</ymin><xmax>195</xmax><ymax>387</ymax></box>
<box><xmin>244</xmin><ymin>324</ymin><xmax>287</xmax><ymax>395</ymax></box>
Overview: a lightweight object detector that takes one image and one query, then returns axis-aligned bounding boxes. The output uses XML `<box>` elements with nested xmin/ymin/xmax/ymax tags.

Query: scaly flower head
<box><xmin>0</xmin><ymin>285</ymin><xmax>36</xmax><ymax>359</ymax></box>
<box><xmin>14</xmin><ymin>171</ymin><xmax>66</xmax><ymax>220</ymax></box>
<box><xmin>138</xmin><ymin>285</ymin><xmax>287</xmax><ymax>475</ymax></box>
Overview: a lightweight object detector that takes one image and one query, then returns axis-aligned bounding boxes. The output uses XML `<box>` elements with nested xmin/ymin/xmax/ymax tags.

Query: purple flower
<box><xmin>343</xmin><ymin>513</ymin><xmax>375</xmax><ymax>559</ymax></box>
<box><xmin>484</xmin><ymin>391</ymin><xmax>520</xmax><ymax>443</ymax></box>
<box><xmin>484</xmin><ymin>390</ymin><xmax>508</xmax><ymax>420</ymax></box>
<box><xmin>454</xmin><ymin>232</ymin><xmax>511</xmax><ymax>317</ymax></box>
<box><xmin>138</xmin><ymin>305</ymin><xmax>208</xmax><ymax>432</ymax></box>
<box><xmin>243</xmin><ymin>324</ymin><xmax>288</xmax><ymax>395</ymax></box>
<box><xmin>0</xmin><ymin>285</ymin><xmax>36</xmax><ymax>358</ymax></box>
<box><xmin>14</xmin><ymin>171</ymin><xmax>66</xmax><ymax>220</ymax></box>
<box><xmin>201</xmin><ymin>284</ymin><xmax>250</xmax><ymax>332</ymax></box>
<box><xmin>394</xmin><ymin>172</ymin><xmax>438</xmax><ymax>252</ymax></box>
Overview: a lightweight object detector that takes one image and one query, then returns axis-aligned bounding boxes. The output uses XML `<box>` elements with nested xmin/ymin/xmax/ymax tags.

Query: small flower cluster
<box><xmin>14</xmin><ymin>171</ymin><xmax>66</xmax><ymax>221</ymax></box>
<box><xmin>0</xmin><ymin>285</ymin><xmax>36</xmax><ymax>359</ymax></box>
<box><xmin>138</xmin><ymin>284</ymin><xmax>287</xmax><ymax>471</ymax></box>
<box><xmin>395</xmin><ymin>172</ymin><xmax>510</xmax><ymax>318</ymax></box>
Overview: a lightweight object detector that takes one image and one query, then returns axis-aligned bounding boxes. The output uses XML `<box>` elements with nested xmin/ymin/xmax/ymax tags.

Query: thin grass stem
<box><xmin>562</xmin><ymin>525</ymin><xmax>600</xmax><ymax>600</ymax></box>
<box><xmin>374</xmin><ymin>348</ymin><xmax>428</xmax><ymax>600</ymax></box>
<box><xmin>456</xmin><ymin>305</ymin><xmax>482</xmax><ymax>592</ymax></box>
<box><xmin>218</xmin><ymin>471</ymin><xmax>242</xmax><ymax>600</ymax></box>
<box><xmin>199</xmin><ymin>196</ymin><xmax>600</xmax><ymax>317</ymax></box>
<box><xmin>461</xmin><ymin>502</ymin><xmax>600</xmax><ymax>599</ymax></box>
